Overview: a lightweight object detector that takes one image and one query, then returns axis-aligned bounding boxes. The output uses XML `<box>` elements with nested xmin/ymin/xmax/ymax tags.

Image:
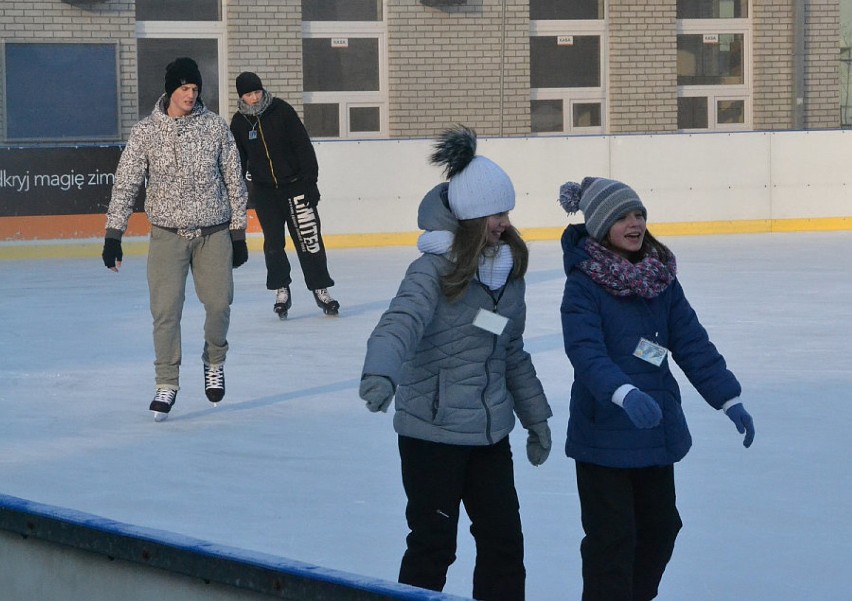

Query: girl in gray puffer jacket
<box><xmin>360</xmin><ymin>126</ymin><xmax>552</xmax><ymax>601</ymax></box>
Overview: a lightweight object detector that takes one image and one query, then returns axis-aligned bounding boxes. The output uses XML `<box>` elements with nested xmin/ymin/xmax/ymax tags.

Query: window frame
<box><xmin>301</xmin><ymin>16</ymin><xmax>388</xmax><ymax>139</ymax></box>
<box><xmin>135</xmin><ymin>19</ymin><xmax>228</xmax><ymax>118</ymax></box>
<box><xmin>529</xmin><ymin>18</ymin><xmax>607</xmax><ymax>135</ymax></box>
<box><xmin>676</xmin><ymin>16</ymin><xmax>752</xmax><ymax>131</ymax></box>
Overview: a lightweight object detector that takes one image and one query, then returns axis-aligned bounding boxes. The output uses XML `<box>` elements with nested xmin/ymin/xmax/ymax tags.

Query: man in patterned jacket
<box><xmin>102</xmin><ymin>57</ymin><xmax>248</xmax><ymax>422</ymax></box>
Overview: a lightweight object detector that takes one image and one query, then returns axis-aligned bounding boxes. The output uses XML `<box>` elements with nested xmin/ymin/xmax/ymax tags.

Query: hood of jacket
<box><xmin>417</xmin><ymin>183</ymin><xmax>459</xmax><ymax>234</ymax></box>
<box><xmin>561</xmin><ymin>223</ymin><xmax>591</xmax><ymax>275</ymax></box>
<box><xmin>152</xmin><ymin>94</ymin><xmax>208</xmax><ymax>124</ymax></box>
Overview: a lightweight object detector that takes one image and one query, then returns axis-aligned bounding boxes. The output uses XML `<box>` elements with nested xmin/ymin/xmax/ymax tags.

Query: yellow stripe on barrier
<box><xmin>3</xmin><ymin>217</ymin><xmax>852</xmax><ymax>260</ymax></box>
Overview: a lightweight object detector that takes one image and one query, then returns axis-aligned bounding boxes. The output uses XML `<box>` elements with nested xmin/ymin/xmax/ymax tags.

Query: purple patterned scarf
<box><xmin>579</xmin><ymin>238</ymin><xmax>677</xmax><ymax>298</ymax></box>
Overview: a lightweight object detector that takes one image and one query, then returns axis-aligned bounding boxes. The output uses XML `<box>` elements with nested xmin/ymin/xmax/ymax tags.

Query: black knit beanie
<box><xmin>164</xmin><ymin>57</ymin><xmax>203</xmax><ymax>97</ymax></box>
<box><xmin>236</xmin><ymin>72</ymin><xmax>264</xmax><ymax>97</ymax></box>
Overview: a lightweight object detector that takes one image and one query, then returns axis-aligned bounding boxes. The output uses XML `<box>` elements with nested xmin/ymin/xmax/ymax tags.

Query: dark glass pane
<box><xmin>136</xmin><ymin>0</ymin><xmax>221</xmax><ymax>21</ymax></box>
<box><xmin>677</xmin><ymin>34</ymin><xmax>744</xmax><ymax>85</ymax></box>
<box><xmin>302</xmin><ymin>0</ymin><xmax>381</xmax><ymax>21</ymax></box>
<box><xmin>677</xmin><ymin>0</ymin><xmax>748</xmax><ymax>19</ymax></box>
<box><xmin>305</xmin><ymin>104</ymin><xmax>340</xmax><ymax>137</ymax></box>
<box><xmin>530</xmin><ymin>0</ymin><xmax>603</xmax><ymax>20</ymax></box>
<box><xmin>530</xmin><ymin>100</ymin><xmax>563</xmax><ymax>132</ymax></box>
<box><xmin>717</xmin><ymin>99</ymin><xmax>744</xmax><ymax>124</ymax></box>
<box><xmin>303</xmin><ymin>38</ymin><xmax>380</xmax><ymax>92</ymax></box>
<box><xmin>350</xmin><ymin>106</ymin><xmax>380</xmax><ymax>132</ymax></box>
<box><xmin>678</xmin><ymin>96</ymin><xmax>708</xmax><ymax>129</ymax></box>
<box><xmin>530</xmin><ymin>36</ymin><xmax>600</xmax><ymax>88</ymax></box>
<box><xmin>137</xmin><ymin>38</ymin><xmax>220</xmax><ymax>116</ymax></box>
<box><xmin>5</xmin><ymin>43</ymin><xmax>119</xmax><ymax>140</ymax></box>
<box><xmin>573</xmin><ymin>102</ymin><xmax>601</xmax><ymax>127</ymax></box>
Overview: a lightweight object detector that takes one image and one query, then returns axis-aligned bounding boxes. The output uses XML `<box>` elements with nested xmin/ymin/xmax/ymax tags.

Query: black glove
<box><xmin>102</xmin><ymin>238</ymin><xmax>123</xmax><ymax>269</ymax></box>
<box><xmin>232</xmin><ymin>239</ymin><xmax>248</xmax><ymax>268</ymax></box>
<box><xmin>305</xmin><ymin>183</ymin><xmax>321</xmax><ymax>208</ymax></box>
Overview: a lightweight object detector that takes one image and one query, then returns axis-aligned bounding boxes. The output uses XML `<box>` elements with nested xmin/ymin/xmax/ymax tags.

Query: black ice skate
<box><xmin>313</xmin><ymin>288</ymin><xmax>340</xmax><ymax>316</ymax></box>
<box><xmin>204</xmin><ymin>363</ymin><xmax>225</xmax><ymax>404</ymax></box>
<box><xmin>273</xmin><ymin>287</ymin><xmax>292</xmax><ymax>319</ymax></box>
<box><xmin>149</xmin><ymin>387</ymin><xmax>177</xmax><ymax>422</ymax></box>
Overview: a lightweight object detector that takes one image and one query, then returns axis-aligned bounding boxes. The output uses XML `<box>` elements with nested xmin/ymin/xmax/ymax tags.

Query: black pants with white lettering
<box><xmin>251</xmin><ymin>184</ymin><xmax>334</xmax><ymax>291</ymax></box>
<box><xmin>398</xmin><ymin>435</ymin><xmax>525</xmax><ymax>601</ymax></box>
<box><xmin>575</xmin><ymin>461</ymin><xmax>682</xmax><ymax>601</ymax></box>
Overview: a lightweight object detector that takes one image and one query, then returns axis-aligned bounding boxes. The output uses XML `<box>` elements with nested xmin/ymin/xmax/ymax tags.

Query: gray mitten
<box><xmin>526</xmin><ymin>421</ymin><xmax>552</xmax><ymax>466</ymax></box>
<box><xmin>359</xmin><ymin>375</ymin><xmax>395</xmax><ymax>413</ymax></box>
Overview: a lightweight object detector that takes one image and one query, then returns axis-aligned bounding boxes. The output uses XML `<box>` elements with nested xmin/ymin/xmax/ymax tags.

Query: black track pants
<box><xmin>251</xmin><ymin>184</ymin><xmax>334</xmax><ymax>291</ymax></box>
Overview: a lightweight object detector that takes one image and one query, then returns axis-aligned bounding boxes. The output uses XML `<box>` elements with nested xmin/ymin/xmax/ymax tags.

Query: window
<box><xmin>136</xmin><ymin>0</ymin><xmax>221</xmax><ymax>21</ymax></box>
<box><xmin>677</xmin><ymin>34</ymin><xmax>744</xmax><ymax>86</ymax></box>
<box><xmin>529</xmin><ymin>4</ymin><xmax>605</xmax><ymax>134</ymax></box>
<box><xmin>137</xmin><ymin>39</ymin><xmax>220</xmax><ymax>116</ymax></box>
<box><xmin>135</xmin><ymin>0</ymin><xmax>225</xmax><ymax>118</ymax></box>
<box><xmin>677</xmin><ymin>0</ymin><xmax>747</xmax><ymax>19</ymax></box>
<box><xmin>840</xmin><ymin>1</ymin><xmax>852</xmax><ymax>127</ymax></box>
<box><xmin>677</xmin><ymin>1</ymin><xmax>750</xmax><ymax>131</ymax></box>
<box><xmin>301</xmin><ymin>1</ymin><xmax>387</xmax><ymax>138</ymax></box>
<box><xmin>530</xmin><ymin>36</ymin><xmax>601</xmax><ymax>88</ymax></box>
<box><xmin>301</xmin><ymin>0</ymin><xmax>381</xmax><ymax>22</ymax></box>
<box><xmin>3</xmin><ymin>42</ymin><xmax>119</xmax><ymax>141</ymax></box>
<box><xmin>530</xmin><ymin>0</ymin><xmax>603</xmax><ymax>21</ymax></box>
<box><xmin>302</xmin><ymin>38</ymin><xmax>380</xmax><ymax>92</ymax></box>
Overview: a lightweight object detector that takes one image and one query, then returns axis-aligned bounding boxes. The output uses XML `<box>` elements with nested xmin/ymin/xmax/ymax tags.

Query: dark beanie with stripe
<box><xmin>558</xmin><ymin>176</ymin><xmax>646</xmax><ymax>242</ymax></box>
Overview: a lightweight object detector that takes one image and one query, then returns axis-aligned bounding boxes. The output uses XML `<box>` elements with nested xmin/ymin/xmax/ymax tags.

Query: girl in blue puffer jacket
<box><xmin>359</xmin><ymin>126</ymin><xmax>552</xmax><ymax>601</ymax></box>
<box><xmin>558</xmin><ymin>177</ymin><xmax>755</xmax><ymax>601</ymax></box>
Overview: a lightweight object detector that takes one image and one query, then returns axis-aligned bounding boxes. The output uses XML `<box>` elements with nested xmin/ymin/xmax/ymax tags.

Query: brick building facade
<box><xmin>0</xmin><ymin>0</ymin><xmax>842</xmax><ymax>144</ymax></box>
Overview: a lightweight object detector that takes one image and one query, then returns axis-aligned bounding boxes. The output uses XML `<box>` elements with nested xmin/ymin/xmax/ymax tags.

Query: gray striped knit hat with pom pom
<box><xmin>558</xmin><ymin>177</ymin><xmax>646</xmax><ymax>242</ymax></box>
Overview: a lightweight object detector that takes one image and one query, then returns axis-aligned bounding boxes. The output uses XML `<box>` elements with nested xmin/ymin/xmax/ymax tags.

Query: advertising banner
<box><xmin>0</xmin><ymin>145</ymin><xmax>143</xmax><ymax>217</ymax></box>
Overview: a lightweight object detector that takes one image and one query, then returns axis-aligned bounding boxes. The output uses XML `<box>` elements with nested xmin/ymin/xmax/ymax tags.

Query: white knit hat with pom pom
<box><xmin>430</xmin><ymin>126</ymin><xmax>515</xmax><ymax>220</ymax></box>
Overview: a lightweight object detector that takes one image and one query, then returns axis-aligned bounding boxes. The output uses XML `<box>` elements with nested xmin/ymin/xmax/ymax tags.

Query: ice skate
<box><xmin>204</xmin><ymin>363</ymin><xmax>225</xmax><ymax>404</ymax></box>
<box><xmin>273</xmin><ymin>287</ymin><xmax>292</xmax><ymax>319</ymax></box>
<box><xmin>312</xmin><ymin>288</ymin><xmax>340</xmax><ymax>316</ymax></box>
<box><xmin>149</xmin><ymin>387</ymin><xmax>177</xmax><ymax>422</ymax></box>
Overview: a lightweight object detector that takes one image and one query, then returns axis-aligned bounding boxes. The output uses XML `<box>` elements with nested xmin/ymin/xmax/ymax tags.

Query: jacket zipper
<box><xmin>256</xmin><ymin>118</ymin><xmax>278</xmax><ymax>187</ymax></box>
<box><xmin>481</xmin><ymin>288</ymin><xmax>503</xmax><ymax>445</ymax></box>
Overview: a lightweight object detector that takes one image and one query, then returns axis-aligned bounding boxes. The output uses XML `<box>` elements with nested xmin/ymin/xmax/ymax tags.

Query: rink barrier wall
<box><xmin>1</xmin><ymin>129</ymin><xmax>851</xmax><ymax>259</ymax></box>
<box><xmin>0</xmin><ymin>493</ymin><xmax>473</xmax><ymax>601</ymax></box>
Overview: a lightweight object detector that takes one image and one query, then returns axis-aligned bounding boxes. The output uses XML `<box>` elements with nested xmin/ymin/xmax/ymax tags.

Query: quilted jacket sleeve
<box><xmin>666</xmin><ymin>279</ymin><xmax>741</xmax><ymax>408</ymax></box>
<box><xmin>362</xmin><ymin>257</ymin><xmax>442</xmax><ymax>386</ymax></box>
<box><xmin>561</xmin><ymin>275</ymin><xmax>633</xmax><ymax>405</ymax></box>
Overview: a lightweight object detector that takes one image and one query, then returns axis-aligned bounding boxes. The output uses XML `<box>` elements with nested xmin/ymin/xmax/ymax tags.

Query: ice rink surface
<box><xmin>1</xmin><ymin>231</ymin><xmax>850</xmax><ymax>600</ymax></box>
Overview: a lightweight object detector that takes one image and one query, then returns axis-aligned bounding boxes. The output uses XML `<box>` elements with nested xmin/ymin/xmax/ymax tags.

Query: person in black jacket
<box><xmin>229</xmin><ymin>72</ymin><xmax>339</xmax><ymax>318</ymax></box>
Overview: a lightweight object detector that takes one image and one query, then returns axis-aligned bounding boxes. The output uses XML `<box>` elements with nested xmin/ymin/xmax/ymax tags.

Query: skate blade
<box><xmin>153</xmin><ymin>411</ymin><xmax>169</xmax><ymax>422</ymax></box>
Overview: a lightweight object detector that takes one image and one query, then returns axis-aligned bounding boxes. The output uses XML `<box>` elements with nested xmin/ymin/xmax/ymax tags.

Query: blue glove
<box><xmin>725</xmin><ymin>403</ymin><xmax>755</xmax><ymax>448</ymax></box>
<box><xmin>359</xmin><ymin>375</ymin><xmax>394</xmax><ymax>413</ymax></box>
<box><xmin>622</xmin><ymin>389</ymin><xmax>662</xmax><ymax>429</ymax></box>
<box><xmin>526</xmin><ymin>421</ymin><xmax>552</xmax><ymax>466</ymax></box>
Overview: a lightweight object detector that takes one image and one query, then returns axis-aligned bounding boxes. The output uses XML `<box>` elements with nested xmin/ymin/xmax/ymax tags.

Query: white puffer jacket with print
<box><xmin>106</xmin><ymin>96</ymin><xmax>247</xmax><ymax>239</ymax></box>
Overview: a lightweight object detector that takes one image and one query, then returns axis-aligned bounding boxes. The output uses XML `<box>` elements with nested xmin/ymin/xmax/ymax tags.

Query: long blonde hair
<box><xmin>441</xmin><ymin>217</ymin><xmax>529</xmax><ymax>302</ymax></box>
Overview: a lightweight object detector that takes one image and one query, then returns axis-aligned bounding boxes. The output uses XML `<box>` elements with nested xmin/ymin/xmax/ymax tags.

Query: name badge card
<box><xmin>633</xmin><ymin>337</ymin><xmax>668</xmax><ymax>367</ymax></box>
<box><xmin>473</xmin><ymin>309</ymin><xmax>508</xmax><ymax>336</ymax></box>
<box><xmin>248</xmin><ymin>130</ymin><xmax>258</xmax><ymax>140</ymax></box>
